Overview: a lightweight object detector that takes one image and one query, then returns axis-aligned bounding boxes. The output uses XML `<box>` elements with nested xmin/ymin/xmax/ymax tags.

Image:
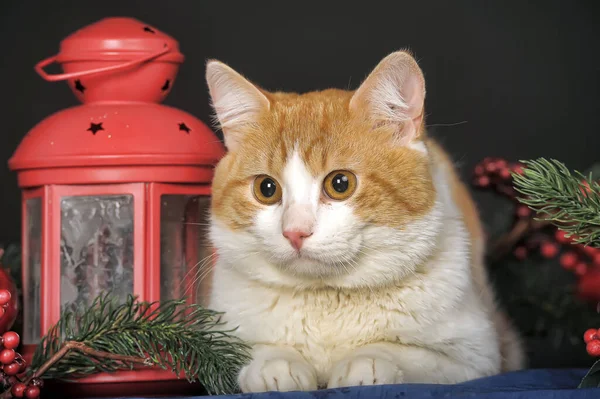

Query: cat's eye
<box><xmin>253</xmin><ymin>175</ymin><xmax>282</xmax><ymax>205</ymax></box>
<box><xmin>323</xmin><ymin>170</ymin><xmax>357</xmax><ymax>201</ymax></box>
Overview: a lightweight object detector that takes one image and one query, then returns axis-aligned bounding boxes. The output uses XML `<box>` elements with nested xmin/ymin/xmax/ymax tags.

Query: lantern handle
<box><xmin>34</xmin><ymin>44</ymin><xmax>172</xmax><ymax>82</ymax></box>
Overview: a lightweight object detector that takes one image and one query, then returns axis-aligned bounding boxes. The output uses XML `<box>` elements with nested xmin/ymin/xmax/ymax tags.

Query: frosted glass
<box><xmin>23</xmin><ymin>198</ymin><xmax>42</xmax><ymax>345</ymax></box>
<box><xmin>60</xmin><ymin>195</ymin><xmax>134</xmax><ymax>314</ymax></box>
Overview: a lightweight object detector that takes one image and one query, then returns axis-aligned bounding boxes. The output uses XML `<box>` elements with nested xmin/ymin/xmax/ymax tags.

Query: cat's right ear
<box><xmin>349</xmin><ymin>51</ymin><xmax>426</xmax><ymax>146</ymax></box>
<box><xmin>205</xmin><ymin>60</ymin><xmax>270</xmax><ymax>151</ymax></box>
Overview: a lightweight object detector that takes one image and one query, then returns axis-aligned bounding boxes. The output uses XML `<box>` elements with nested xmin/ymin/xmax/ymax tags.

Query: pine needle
<box><xmin>30</xmin><ymin>293</ymin><xmax>251</xmax><ymax>395</ymax></box>
<box><xmin>513</xmin><ymin>158</ymin><xmax>600</xmax><ymax>248</ymax></box>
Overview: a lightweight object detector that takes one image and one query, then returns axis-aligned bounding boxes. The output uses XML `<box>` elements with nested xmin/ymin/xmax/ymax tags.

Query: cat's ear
<box><xmin>350</xmin><ymin>51</ymin><xmax>426</xmax><ymax>145</ymax></box>
<box><xmin>206</xmin><ymin>60</ymin><xmax>270</xmax><ymax>151</ymax></box>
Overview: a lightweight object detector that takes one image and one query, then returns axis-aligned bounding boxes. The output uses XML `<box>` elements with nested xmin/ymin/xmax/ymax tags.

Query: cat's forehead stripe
<box><xmin>283</xmin><ymin>149</ymin><xmax>318</xmax><ymax>206</ymax></box>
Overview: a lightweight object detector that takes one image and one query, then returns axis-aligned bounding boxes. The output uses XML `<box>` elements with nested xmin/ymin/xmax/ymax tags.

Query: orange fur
<box><xmin>211</xmin><ymin>89</ymin><xmax>436</xmax><ymax>231</ymax></box>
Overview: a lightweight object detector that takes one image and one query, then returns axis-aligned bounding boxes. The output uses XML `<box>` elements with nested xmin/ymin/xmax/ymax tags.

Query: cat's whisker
<box><xmin>179</xmin><ymin>251</ymin><xmax>217</xmax><ymax>287</ymax></box>
<box><xmin>335</xmin><ymin>254</ymin><xmax>351</xmax><ymax>276</ymax></box>
<box><xmin>182</xmin><ymin>222</ymin><xmax>213</xmax><ymax>227</ymax></box>
<box><xmin>181</xmin><ymin>252</ymin><xmax>219</xmax><ymax>295</ymax></box>
<box><xmin>341</xmin><ymin>252</ymin><xmax>375</xmax><ymax>295</ymax></box>
<box><xmin>425</xmin><ymin>120</ymin><xmax>468</xmax><ymax>128</ymax></box>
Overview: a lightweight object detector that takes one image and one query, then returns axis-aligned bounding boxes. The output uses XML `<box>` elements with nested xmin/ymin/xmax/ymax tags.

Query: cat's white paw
<box><xmin>327</xmin><ymin>355</ymin><xmax>404</xmax><ymax>388</ymax></box>
<box><xmin>238</xmin><ymin>347</ymin><xmax>318</xmax><ymax>393</ymax></box>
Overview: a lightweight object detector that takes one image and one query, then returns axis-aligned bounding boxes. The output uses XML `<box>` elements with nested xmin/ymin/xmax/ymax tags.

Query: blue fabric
<box><xmin>120</xmin><ymin>369</ymin><xmax>600</xmax><ymax>399</ymax></box>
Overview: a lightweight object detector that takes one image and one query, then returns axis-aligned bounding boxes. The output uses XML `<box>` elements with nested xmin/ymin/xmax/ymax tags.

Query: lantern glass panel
<box><xmin>160</xmin><ymin>195</ymin><xmax>211</xmax><ymax>306</ymax></box>
<box><xmin>60</xmin><ymin>195</ymin><xmax>134</xmax><ymax>314</ymax></box>
<box><xmin>23</xmin><ymin>198</ymin><xmax>42</xmax><ymax>345</ymax></box>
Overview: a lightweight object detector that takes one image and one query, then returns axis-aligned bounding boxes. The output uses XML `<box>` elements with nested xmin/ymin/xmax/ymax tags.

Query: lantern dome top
<box><xmin>56</xmin><ymin>17</ymin><xmax>184</xmax><ymax>65</ymax></box>
<box><xmin>8</xmin><ymin>17</ymin><xmax>226</xmax><ymax>188</ymax></box>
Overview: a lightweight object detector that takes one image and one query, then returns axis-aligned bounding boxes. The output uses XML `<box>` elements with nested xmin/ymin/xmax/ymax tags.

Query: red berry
<box><xmin>11</xmin><ymin>382</ymin><xmax>26</xmax><ymax>398</ymax></box>
<box><xmin>0</xmin><ymin>290</ymin><xmax>11</xmax><ymax>307</ymax></box>
<box><xmin>496</xmin><ymin>159</ymin><xmax>508</xmax><ymax>168</ymax></box>
<box><xmin>577</xmin><ymin>272</ymin><xmax>600</xmax><ymax>302</ymax></box>
<box><xmin>0</xmin><ymin>307</ymin><xmax>5</xmax><ymax>319</ymax></box>
<box><xmin>499</xmin><ymin>168</ymin><xmax>512</xmax><ymax>180</ymax></box>
<box><xmin>0</xmin><ymin>349</ymin><xmax>15</xmax><ymax>365</ymax></box>
<box><xmin>593</xmin><ymin>253</ymin><xmax>600</xmax><ymax>266</ymax></box>
<box><xmin>2</xmin><ymin>332</ymin><xmax>20</xmax><ymax>350</ymax></box>
<box><xmin>514</xmin><ymin>246</ymin><xmax>528</xmax><ymax>260</ymax></box>
<box><xmin>584</xmin><ymin>328</ymin><xmax>599</xmax><ymax>343</ymax></box>
<box><xmin>580</xmin><ymin>180</ymin><xmax>592</xmax><ymax>197</ymax></box>
<box><xmin>476</xmin><ymin>176</ymin><xmax>490</xmax><ymax>187</ymax></box>
<box><xmin>474</xmin><ymin>165</ymin><xmax>485</xmax><ymax>176</ymax></box>
<box><xmin>555</xmin><ymin>230</ymin><xmax>571</xmax><ymax>244</ymax></box>
<box><xmin>485</xmin><ymin>162</ymin><xmax>498</xmax><ymax>173</ymax></box>
<box><xmin>24</xmin><ymin>385</ymin><xmax>40</xmax><ymax>399</ymax></box>
<box><xmin>582</xmin><ymin>245</ymin><xmax>599</xmax><ymax>257</ymax></box>
<box><xmin>560</xmin><ymin>252</ymin><xmax>578</xmax><ymax>270</ymax></box>
<box><xmin>540</xmin><ymin>242</ymin><xmax>559</xmax><ymax>259</ymax></box>
<box><xmin>587</xmin><ymin>340</ymin><xmax>600</xmax><ymax>357</ymax></box>
<box><xmin>516</xmin><ymin>205</ymin><xmax>531</xmax><ymax>218</ymax></box>
<box><xmin>512</xmin><ymin>163</ymin><xmax>525</xmax><ymax>175</ymax></box>
<box><xmin>3</xmin><ymin>361</ymin><xmax>20</xmax><ymax>375</ymax></box>
<box><xmin>575</xmin><ymin>263</ymin><xmax>588</xmax><ymax>277</ymax></box>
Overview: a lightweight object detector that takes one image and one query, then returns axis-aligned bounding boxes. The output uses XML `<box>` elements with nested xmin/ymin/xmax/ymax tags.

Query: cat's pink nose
<box><xmin>283</xmin><ymin>230</ymin><xmax>313</xmax><ymax>251</ymax></box>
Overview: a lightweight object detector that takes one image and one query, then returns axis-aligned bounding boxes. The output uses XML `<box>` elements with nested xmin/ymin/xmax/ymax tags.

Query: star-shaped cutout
<box><xmin>178</xmin><ymin>123</ymin><xmax>191</xmax><ymax>134</ymax></box>
<box><xmin>87</xmin><ymin>122</ymin><xmax>104</xmax><ymax>135</ymax></box>
<box><xmin>74</xmin><ymin>79</ymin><xmax>86</xmax><ymax>93</ymax></box>
<box><xmin>161</xmin><ymin>79</ymin><xmax>170</xmax><ymax>91</ymax></box>
<box><xmin>143</xmin><ymin>26</ymin><xmax>156</xmax><ymax>34</ymax></box>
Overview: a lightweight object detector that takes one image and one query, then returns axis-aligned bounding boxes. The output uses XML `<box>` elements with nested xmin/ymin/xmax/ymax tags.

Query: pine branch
<box><xmin>513</xmin><ymin>158</ymin><xmax>600</xmax><ymax>248</ymax></box>
<box><xmin>0</xmin><ymin>342</ymin><xmax>152</xmax><ymax>399</ymax></box>
<box><xmin>29</xmin><ymin>293</ymin><xmax>251</xmax><ymax>395</ymax></box>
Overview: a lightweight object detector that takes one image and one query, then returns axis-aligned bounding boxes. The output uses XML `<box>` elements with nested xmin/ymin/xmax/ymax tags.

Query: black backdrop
<box><xmin>0</xmin><ymin>0</ymin><xmax>599</xmax><ymax>368</ymax></box>
<box><xmin>1</xmin><ymin>0</ymin><xmax>598</xmax><ymax>243</ymax></box>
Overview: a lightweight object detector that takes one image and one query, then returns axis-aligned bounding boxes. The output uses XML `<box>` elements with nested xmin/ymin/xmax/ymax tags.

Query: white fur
<box><xmin>208</xmin><ymin>150</ymin><xmax>502</xmax><ymax>392</ymax></box>
<box><xmin>280</xmin><ymin>150</ymin><xmax>318</xmax><ymax>234</ymax></box>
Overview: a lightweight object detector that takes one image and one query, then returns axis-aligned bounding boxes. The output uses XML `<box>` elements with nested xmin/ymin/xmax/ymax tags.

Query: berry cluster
<box><xmin>0</xmin><ymin>290</ymin><xmax>41</xmax><ymax>398</ymax></box>
<box><xmin>513</xmin><ymin>230</ymin><xmax>600</xmax><ymax>280</ymax></box>
<box><xmin>554</xmin><ymin>231</ymin><xmax>600</xmax><ymax>275</ymax></box>
<box><xmin>473</xmin><ymin>157</ymin><xmax>600</xmax><ymax>362</ymax></box>
<box><xmin>472</xmin><ymin>157</ymin><xmax>600</xmax><ymax>280</ymax></box>
<box><xmin>584</xmin><ymin>328</ymin><xmax>600</xmax><ymax>357</ymax></box>
<box><xmin>472</xmin><ymin>157</ymin><xmax>525</xmax><ymax>200</ymax></box>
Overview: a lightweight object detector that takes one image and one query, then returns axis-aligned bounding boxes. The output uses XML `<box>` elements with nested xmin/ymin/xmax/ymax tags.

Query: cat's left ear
<box><xmin>206</xmin><ymin>60</ymin><xmax>271</xmax><ymax>151</ymax></box>
<box><xmin>350</xmin><ymin>50</ymin><xmax>426</xmax><ymax>145</ymax></box>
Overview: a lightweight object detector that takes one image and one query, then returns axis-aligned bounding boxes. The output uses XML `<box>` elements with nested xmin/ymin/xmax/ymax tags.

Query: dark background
<box><xmin>1</xmin><ymin>0</ymin><xmax>599</xmax><ymax>368</ymax></box>
<box><xmin>1</xmin><ymin>0</ymin><xmax>599</xmax><ymax>243</ymax></box>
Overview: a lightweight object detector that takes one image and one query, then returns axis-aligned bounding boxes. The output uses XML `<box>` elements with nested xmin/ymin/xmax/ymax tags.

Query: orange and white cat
<box><xmin>205</xmin><ymin>51</ymin><xmax>524</xmax><ymax>393</ymax></box>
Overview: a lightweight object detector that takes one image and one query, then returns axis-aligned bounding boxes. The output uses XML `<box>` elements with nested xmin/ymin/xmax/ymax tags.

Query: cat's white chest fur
<box><xmin>210</xmin><ymin>235</ymin><xmax>501</xmax><ymax>387</ymax></box>
<box><xmin>212</xmin><ymin>272</ymin><xmax>403</xmax><ymax>381</ymax></box>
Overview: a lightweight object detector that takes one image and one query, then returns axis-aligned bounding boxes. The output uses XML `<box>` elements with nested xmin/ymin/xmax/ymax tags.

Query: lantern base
<box><xmin>22</xmin><ymin>344</ymin><xmax>207</xmax><ymax>398</ymax></box>
<box><xmin>43</xmin><ymin>378</ymin><xmax>205</xmax><ymax>398</ymax></box>
<box><xmin>43</xmin><ymin>377</ymin><xmax>205</xmax><ymax>398</ymax></box>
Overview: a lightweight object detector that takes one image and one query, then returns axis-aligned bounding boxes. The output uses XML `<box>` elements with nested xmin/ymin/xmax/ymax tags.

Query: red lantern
<box><xmin>8</xmin><ymin>17</ymin><xmax>225</xmax><ymax>396</ymax></box>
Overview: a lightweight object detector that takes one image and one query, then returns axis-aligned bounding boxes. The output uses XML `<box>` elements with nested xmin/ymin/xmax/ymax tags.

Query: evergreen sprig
<box><xmin>30</xmin><ymin>293</ymin><xmax>251</xmax><ymax>395</ymax></box>
<box><xmin>513</xmin><ymin>158</ymin><xmax>600</xmax><ymax>248</ymax></box>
